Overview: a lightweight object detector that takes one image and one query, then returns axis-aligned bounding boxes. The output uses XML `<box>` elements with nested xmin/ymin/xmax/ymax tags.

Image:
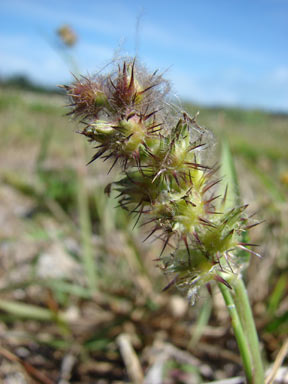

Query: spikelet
<box><xmin>63</xmin><ymin>58</ymin><xmax>260</xmax><ymax>302</ymax></box>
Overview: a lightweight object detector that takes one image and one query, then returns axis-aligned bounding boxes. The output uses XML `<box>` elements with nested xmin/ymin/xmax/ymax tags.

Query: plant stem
<box><xmin>77</xmin><ymin>174</ymin><xmax>97</xmax><ymax>294</ymax></box>
<box><xmin>229</xmin><ymin>276</ymin><xmax>265</xmax><ymax>384</ymax></box>
<box><xmin>75</xmin><ymin>140</ymin><xmax>97</xmax><ymax>294</ymax></box>
<box><xmin>218</xmin><ymin>283</ymin><xmax>253</xmax><ymax>383</ymax></box>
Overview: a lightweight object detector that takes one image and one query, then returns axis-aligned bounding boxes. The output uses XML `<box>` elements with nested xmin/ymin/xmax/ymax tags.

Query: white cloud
<box><xmin>169</xmin><ymin>66</ymin><xmax>288</xmax><ymax>111</ymax></box>
<box><xmin>271</xmin><ymin>66</ymin><xmax>288</xmax><ymax>83</ymax></box>
<box><xmin>0</xmin><ymin>33</ymin><xmax>114</xmax><ymax>85</ymax></box>
<box><xmin>141</xmin><ymin>22</ymin><xmax>266</xmax><ymax>65</ymax></box>
<box><xmin>1</xmin><ymin>0</ymin><xmax>135</xmax><ymax>37</ymax></box>
<box><xmin>171</xmin><ymin>69</ymin><xmax>239</xmax><ymax>106</ymax></box>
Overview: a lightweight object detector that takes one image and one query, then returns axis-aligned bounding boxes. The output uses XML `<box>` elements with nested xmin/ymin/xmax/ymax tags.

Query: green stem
<box><xmin>218</xmin><ymin>283</ymin><xmax>253</xmax><ymax>383</ymax></box>
<box><xmin>77</xmin><ymin>169</ymin><xmax>97</xmax><ymax>294</ymax></box>
<box><xmin>229</xmin><ymin>275</ymin><xmax>265</xmax><ymax>384</ymax></box>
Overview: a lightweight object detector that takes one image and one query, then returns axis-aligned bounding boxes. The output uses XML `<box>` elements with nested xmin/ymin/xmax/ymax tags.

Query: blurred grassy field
<box><xmin>0</xmin><ymin>86</ymin><xmax>287</xmax><ymax>383</ymax></box>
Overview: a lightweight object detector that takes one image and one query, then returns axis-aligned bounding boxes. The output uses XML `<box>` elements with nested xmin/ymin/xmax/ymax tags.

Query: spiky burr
<box><xmin>63</xmin><ymin>57</ymin><xmax>260</xmax><ymax>302</ymax></box>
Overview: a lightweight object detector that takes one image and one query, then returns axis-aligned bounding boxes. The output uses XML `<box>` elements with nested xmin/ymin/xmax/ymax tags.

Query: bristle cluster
<box><xmin>63</xmin><ymin>58</ymin><xmax>260</xmax><ymax>302</ymax></box>
<box><xmin>63</xmin><ymin>59</ymin><xmax>170</xmax><ymax>168</ymax></box>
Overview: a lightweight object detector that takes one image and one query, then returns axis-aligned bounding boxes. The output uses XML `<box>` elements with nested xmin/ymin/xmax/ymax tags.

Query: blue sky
<box><xmin>1</xmin><ymin>0</ymin><xmax>288</xmax><ymax>111</ymax></box>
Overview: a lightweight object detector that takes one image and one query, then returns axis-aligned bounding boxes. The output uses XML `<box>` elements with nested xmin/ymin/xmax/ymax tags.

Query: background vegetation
<box><xmin>0</xmin><ymin>83</ymin><xmax>287</xmax><ymax>383</ymax></box>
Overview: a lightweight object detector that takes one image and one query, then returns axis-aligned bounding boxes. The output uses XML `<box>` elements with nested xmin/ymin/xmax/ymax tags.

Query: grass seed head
<box><xmin>63</xmin><ymin>57</ymin><xmax>259</xmax><ymax>303</ymax></box>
